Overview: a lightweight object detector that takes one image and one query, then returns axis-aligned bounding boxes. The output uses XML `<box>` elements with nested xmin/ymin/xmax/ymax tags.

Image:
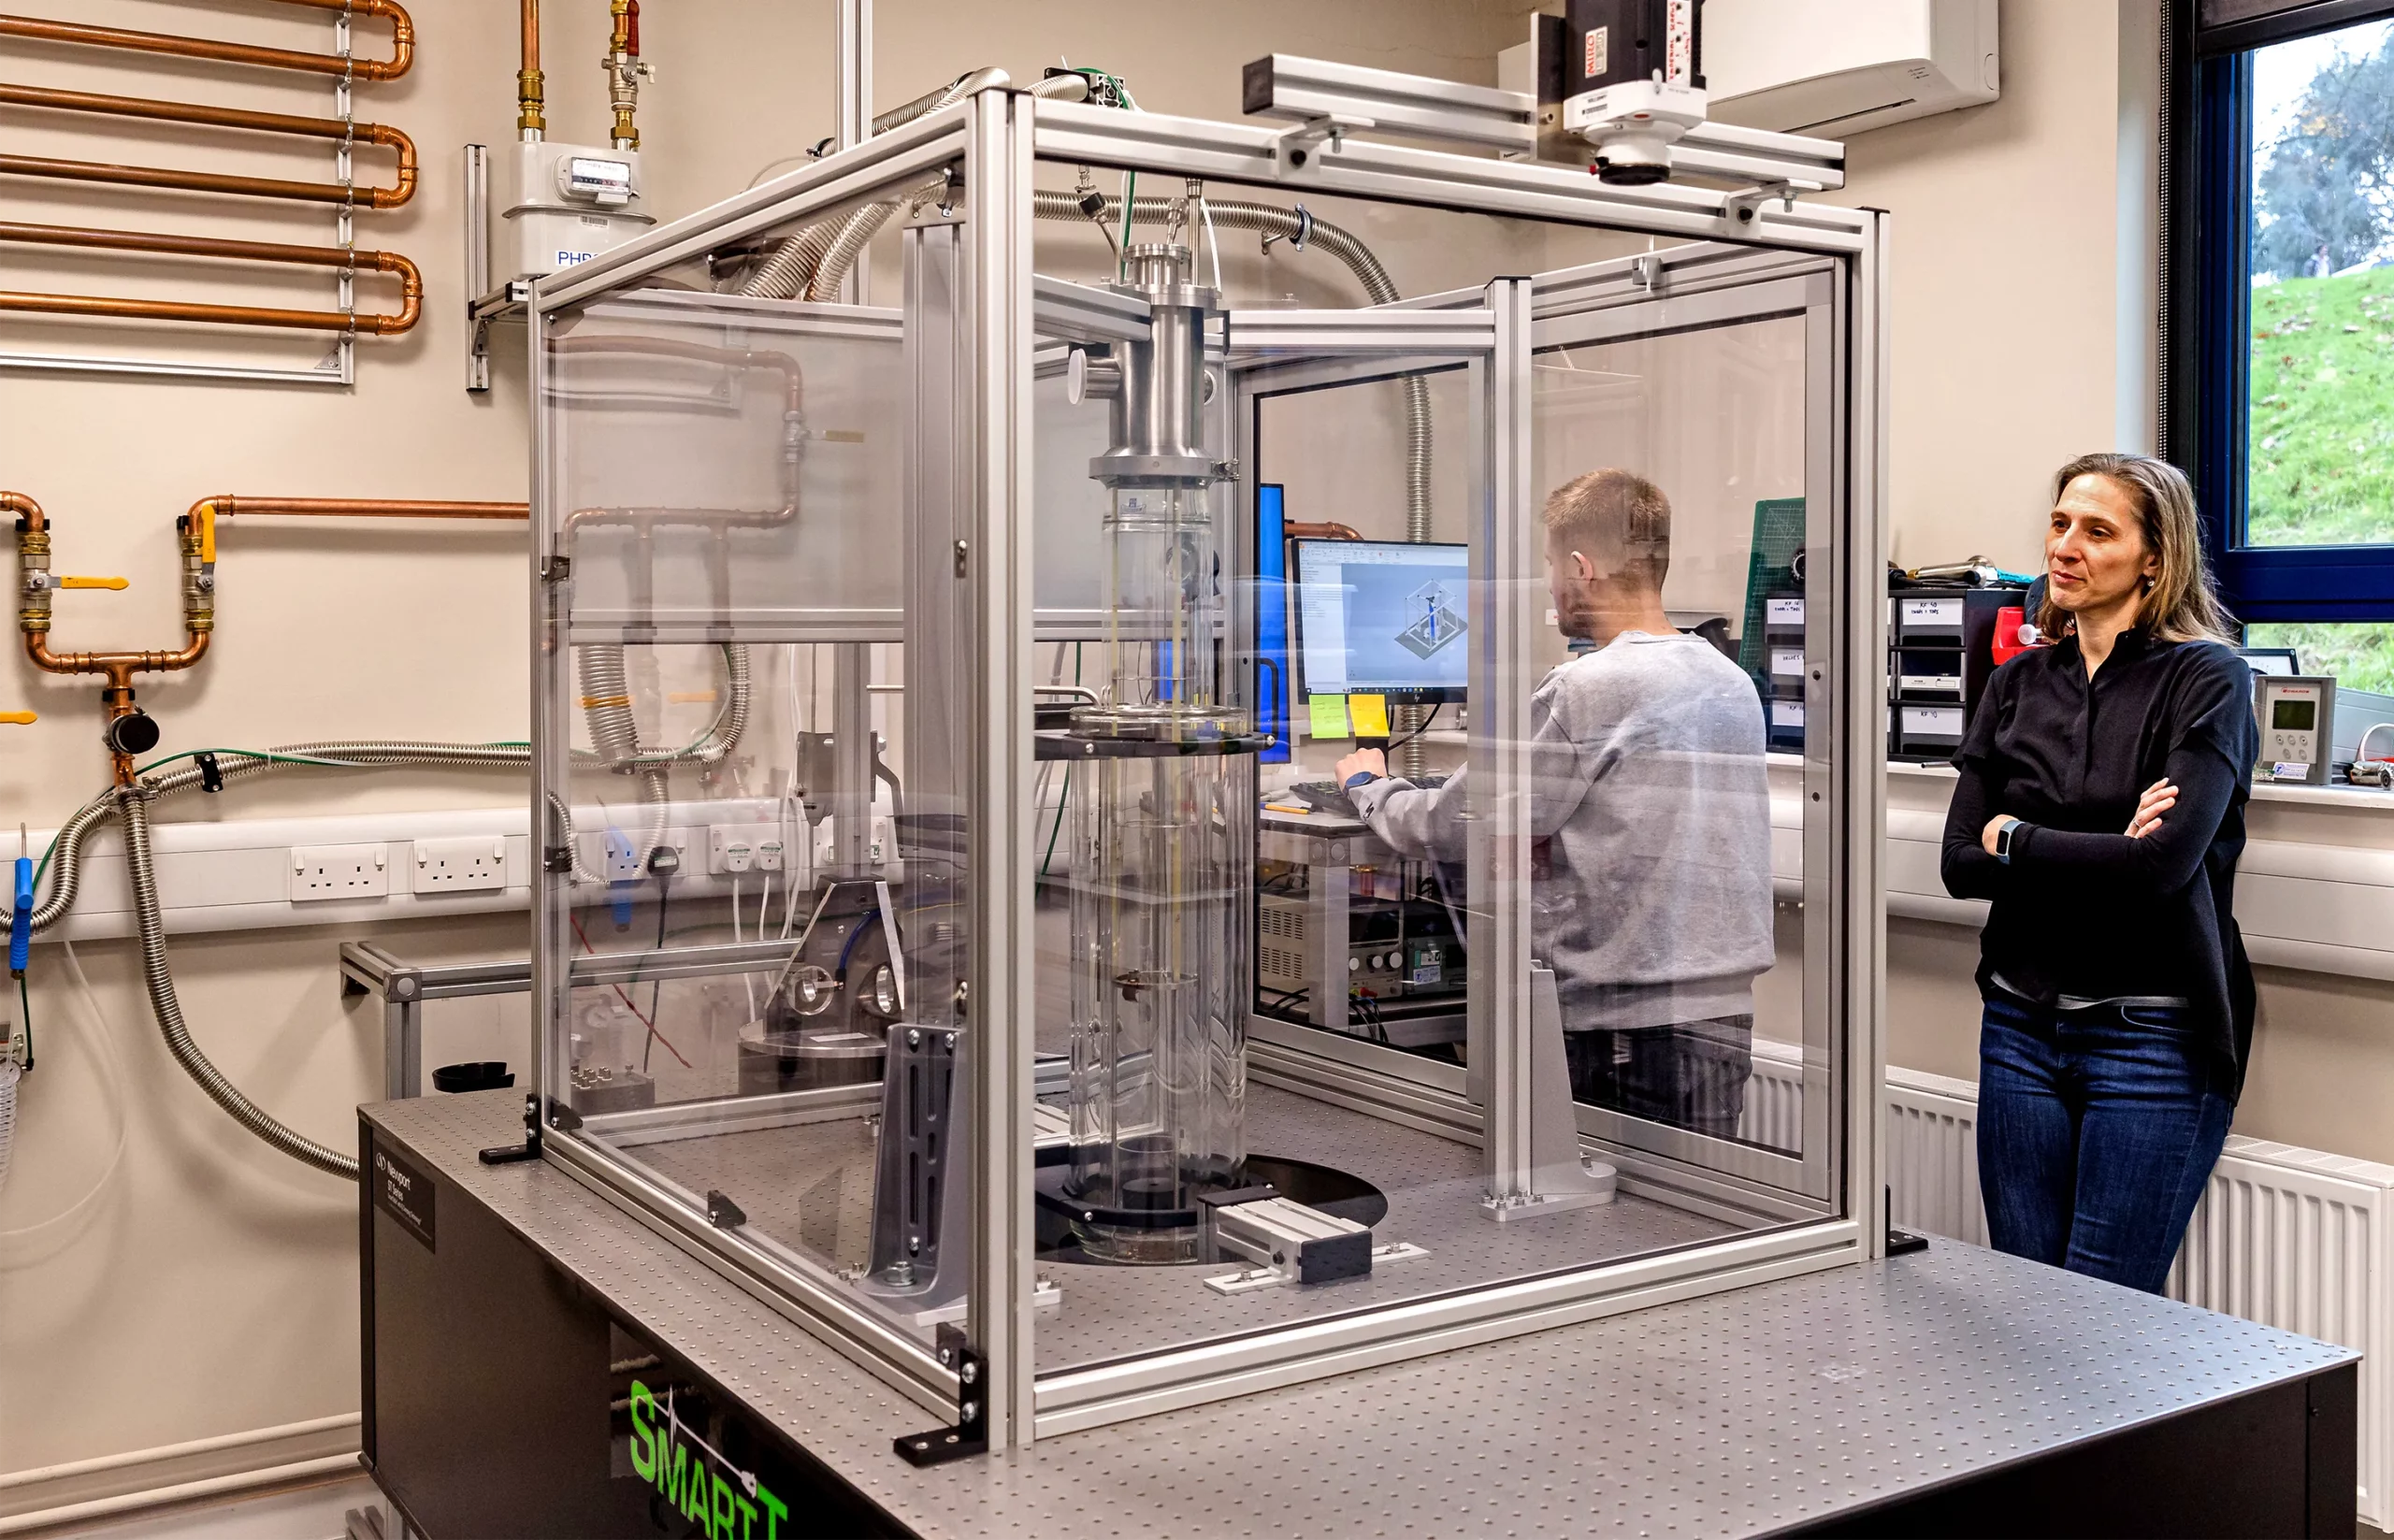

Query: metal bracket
<box><xmin>1630</xmin><ymin>252</ymin><xmax>1665</xmax><ymax>292</ymax></box>
<box><xmin>891</xmin><ymin>1323</ymin><xmax>988</xmax><ymax>1466</ymax></box>
<box><xmin>1271</xmin><ymin>112</ymin><xmax>1373</xmax><ymax>174</ymax></box>
<box><xmin>1725</xmin><ymin>181</ymin><xmax>1815</xmax><ymax>227</ymax></box>
<box><xmin>476</xmin><ymin>1091</ymin><xmax>543</xmax><ymax>1165</ymax></box>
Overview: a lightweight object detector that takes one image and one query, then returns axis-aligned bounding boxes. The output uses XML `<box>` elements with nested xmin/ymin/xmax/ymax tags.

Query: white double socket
<box><xmin>707</xmin><ymin>822</ymin><xmax>788</xmax><ymax>876</ymax></box>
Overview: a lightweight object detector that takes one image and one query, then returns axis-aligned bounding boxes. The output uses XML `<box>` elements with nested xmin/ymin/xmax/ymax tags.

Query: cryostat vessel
<box><xmin>1055</xmin><ymin>242</ymin><xmax>1262</xmax><ymax>1262</ymax></box>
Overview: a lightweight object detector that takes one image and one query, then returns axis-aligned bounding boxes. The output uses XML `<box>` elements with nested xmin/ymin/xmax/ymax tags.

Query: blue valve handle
<box><xmin>10</xmin><ymin>854</ymin><xmax>30</xmax><ymax>974</ymax></box>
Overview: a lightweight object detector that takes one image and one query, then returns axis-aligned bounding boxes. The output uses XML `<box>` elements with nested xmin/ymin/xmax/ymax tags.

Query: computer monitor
<box><xmin>1291</xmin><ymin>539</ymin><xmax>1471</xmax><ymax>704</ymax></box>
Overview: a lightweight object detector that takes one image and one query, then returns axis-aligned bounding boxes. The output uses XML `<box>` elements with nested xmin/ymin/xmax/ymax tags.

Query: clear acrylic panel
<box><xmin>1529</xmin><ymin>309</ymin><xmax>1818</xmax><ymax>1165</ymax></box>
<box><xmin>1024</xmin><ymin>193</ymin><xmax>1845</xmax><ymax>1382</ymax></box>
<box><xmin>536</xmin><ymin>211</ymin><xmax>979</xmax><ymax>1353</ymax></box>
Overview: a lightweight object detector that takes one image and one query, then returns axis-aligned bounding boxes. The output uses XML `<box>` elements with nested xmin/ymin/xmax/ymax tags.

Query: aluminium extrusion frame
<box><xmin>525</xmin><ymin>83</ymin><xmax>1888</xmax><ymax>1453</ymax></box>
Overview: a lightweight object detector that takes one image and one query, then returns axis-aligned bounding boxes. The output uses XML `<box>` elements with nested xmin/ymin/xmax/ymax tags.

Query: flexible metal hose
<box><xmin>741</xmin><ymin>66</ymin><xmax>1013</xmax><ymax>302</ymax></box>
<box><xmin>120</xmin><ymin>789</ymin><xmax>359</xmax><ymax>1179</ymax></box>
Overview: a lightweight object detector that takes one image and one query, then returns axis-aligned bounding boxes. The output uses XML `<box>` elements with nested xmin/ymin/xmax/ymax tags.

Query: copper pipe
<box><xmin>0</xmin><ymin>220</ymin><xmax>421</xmax><ymax>335</ymax></box>
<box><xmin>0</xmin><ymin>1</ymin><xmax>412</xmax><ymax>83</ymax></box>
<box><xmin>13</xmin><ymin>493</ymin><xmax>211</xmax><ymax>784</ymax></box>
<box><xmin>0</xmin><ymin>83</ymin><xmax>416</xmax><ymax>209</ymax></box>
<box><xmin>1285</xmin><ymin>521</ymin><xmax>1363</xmax><ymax>540</ymax></box>
<box><xmin>605</xmin><ymin>0</ymin><xmax>640</xmax><ymax>149</ymax></box>
<box><xmin>212</xmin><ymin>497</ymin><xmax>527</xmax><ymax>520</ymax></box>
<box><xmin>519</xmin><ymin>0</ymin><xmax>544</xmax><ymax>136</ymax></box>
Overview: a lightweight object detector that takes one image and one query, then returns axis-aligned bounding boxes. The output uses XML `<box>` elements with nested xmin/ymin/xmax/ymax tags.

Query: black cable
<box><xmin>642</xmin><ymin>876</ymin><xmax>672</xmax><ymax>1074</ymax></box>
<box><xmin>15</xmin><ymin>971</ymin><xmax>31</xmax><ymax>1073</ymax></box>
<box><xmin>1383</xmin><ymin>702</ymin><xmax>1442</xmax><ymax>756</ymax></box>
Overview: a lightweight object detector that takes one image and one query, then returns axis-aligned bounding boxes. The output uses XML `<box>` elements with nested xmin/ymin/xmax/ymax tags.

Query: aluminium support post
<box><xmin>1470</xmin><ymin>276</ymin><xmax>1538</xmax><ymax>1212</ymax></box>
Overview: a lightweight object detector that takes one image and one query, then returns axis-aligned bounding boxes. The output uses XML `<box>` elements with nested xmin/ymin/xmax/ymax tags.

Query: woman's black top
<box><xmin>1940</xmin><ymin>629</ymin><xmax>2258</xmax><ymax>1091</ymax></box>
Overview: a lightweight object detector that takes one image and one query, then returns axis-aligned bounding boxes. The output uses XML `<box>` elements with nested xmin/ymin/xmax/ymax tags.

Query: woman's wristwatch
<box><xmin>1994</xmin><ymin>816</ymin><xmax>2025</xmax><ymax>864</ymax></box>
<box><xmin>1344</xmin><ymin>770</ymin><xmax>1381</xmax><ymax>792</ymax></box>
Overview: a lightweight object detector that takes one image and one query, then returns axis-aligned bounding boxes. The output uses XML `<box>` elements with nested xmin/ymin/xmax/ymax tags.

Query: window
<box><xmin>2186</xmin><ymin>4</ymin><xmax>2394</xmax><ymax>628</ymax></box>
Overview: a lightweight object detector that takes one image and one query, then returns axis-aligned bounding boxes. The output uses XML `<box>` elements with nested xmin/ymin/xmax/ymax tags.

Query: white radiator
<box><xmin>1738</xmin><ymin>1037</ymin><xmax>1807</xmax><ymax>1153</ymax></box>
<box><xmin>1874</xmin><ymin>1067</ymin><xmax>2394</xmax><ymax>1528</ymax></box>
<box><xmin>1885</xmin><ymin>1065</ymin><xmax>1987</xmax><ymax>1246</ymax></box>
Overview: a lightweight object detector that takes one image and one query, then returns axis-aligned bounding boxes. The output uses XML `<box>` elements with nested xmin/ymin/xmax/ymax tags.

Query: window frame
<box><xmin>2184</xmin><ymin>0</ymin><xmax>2394</xmax><ymax>622</ymax></box>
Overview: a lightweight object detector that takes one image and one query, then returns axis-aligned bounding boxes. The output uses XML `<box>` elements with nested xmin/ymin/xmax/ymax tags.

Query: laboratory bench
<box><xmin>359</xmin><ymin>1089</ymin><xmax>2358</xmax><ymax>1539</ymax></box>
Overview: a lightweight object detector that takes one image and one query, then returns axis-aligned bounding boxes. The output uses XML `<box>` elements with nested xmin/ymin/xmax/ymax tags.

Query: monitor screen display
<box><xmin>1292</xmin><ymin>539</ymin><xmax>1471</xmax><ymax>700</ymax></box>
<box><xmin>2271</xmin><ymin>697</ymin><xmax>2316</xmax><ymax>732</ymax></box>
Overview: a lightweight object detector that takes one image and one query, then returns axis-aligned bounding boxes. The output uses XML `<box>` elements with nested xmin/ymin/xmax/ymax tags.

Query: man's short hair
<box><xmin>1542</xmin><ymin>468</ymin><xmax>1671</xmax><ymax>589</ymax></box>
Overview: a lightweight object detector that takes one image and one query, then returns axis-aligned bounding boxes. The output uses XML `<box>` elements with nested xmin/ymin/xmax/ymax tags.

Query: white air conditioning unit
<box><xmin>1700</xmin><ymin>0</ymin><xmax>1998</xmax><ymax>137</ymax></box>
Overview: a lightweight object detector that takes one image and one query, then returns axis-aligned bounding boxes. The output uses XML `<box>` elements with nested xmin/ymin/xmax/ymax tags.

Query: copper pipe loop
<box><xmin>0</xmin><ymin>82</ymin><xmax>416</xmax><ymax>208</ymax></box>
<box><xmin>210</xmin><ymin>497</ymin><xmax>526</xmax><ymax>520</ymax></box>
<box><xmin>0</xmin><ymin>0</ymin><xmax>414</xmax><ymax>82</ymax></box>
<box><xmin>0</xmin><ymin>219</ymin><xmax>421</xmax><ymax>334</ymax></box>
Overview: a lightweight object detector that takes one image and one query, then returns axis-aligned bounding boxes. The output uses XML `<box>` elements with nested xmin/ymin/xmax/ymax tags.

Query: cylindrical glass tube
<box><xmin>1065</xmin><ymin>749</ymin><xmax>1251</xmax><ymax>1261</ymax></box>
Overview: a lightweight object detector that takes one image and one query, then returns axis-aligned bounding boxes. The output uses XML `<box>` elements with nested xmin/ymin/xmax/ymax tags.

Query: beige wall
<box><xmin>1831</xmin><ymin>0</ymin><xmax>2157</xmax><ymax>573</ymax></box>
<box><xmin>0</xmin><ymin>0</ymin><xmax>1534</xmax><ymax>1485</ymax></box>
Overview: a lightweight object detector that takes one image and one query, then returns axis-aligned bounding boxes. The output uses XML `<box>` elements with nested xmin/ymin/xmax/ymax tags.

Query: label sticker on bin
<box><xmin>1348</xmin><ymin>694</ymin><xmax>1390</xmax><ymax>738</ymax></box>
<box><xmin>1767</xmin><ymin>597</ymin><xmax>1805</xmax><ymax>627</ymax></box>
<box><xmin>1770</xmin><ymin>701</ymin><xmax>1804</xmax><ymax>728</ymax></box>
<box><xmin>1770</xmin><ymin>648</ymin><xmax>1805</xmax><ymax>677</ymax></box>
<box><xmin>1307</xmin><ymin>695</ymin><xmax>1350</xmax><ymax>740</ymax></box>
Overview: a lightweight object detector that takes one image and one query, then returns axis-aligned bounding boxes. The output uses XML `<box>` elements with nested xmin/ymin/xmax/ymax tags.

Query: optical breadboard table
<box><xmin>358</xmin><ymin>1091</ymin><xmax>2358</xmax><ymax>1538</ymax></box>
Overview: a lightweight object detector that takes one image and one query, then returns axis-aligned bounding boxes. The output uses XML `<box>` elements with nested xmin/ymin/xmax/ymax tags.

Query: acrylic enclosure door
<box><xmin>530</xmin><ymin>211</ymin><xmax>986</xmax><ymax>1401</ymax></box>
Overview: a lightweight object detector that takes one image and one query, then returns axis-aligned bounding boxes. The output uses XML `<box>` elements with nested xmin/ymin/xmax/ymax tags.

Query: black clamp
<box><xmin>1884</xmin><ymin>1184</ymin><xmax>1928</xmax><ymax>1256</ymax></box>
<box><xmin>706</xmin><ymin>1189</ymin><xmax>746</xmax><ymax>1229</ymax></box>
<box><xmin>892</xmin><ymin>1324</ymin><xmax>988</xmax><ymax>1467</ymax></box>
<box><xmin>195</xmin><ymin>752</ymin><xmax>224</xmax><ymax>794</ymax></box>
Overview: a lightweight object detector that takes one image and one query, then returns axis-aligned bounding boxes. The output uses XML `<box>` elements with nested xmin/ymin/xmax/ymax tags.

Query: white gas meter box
<box><xmin>1700</xmin><ymin>0</ymin><xmax>1997</xmax><ymax>137</ymax></box>
<box><xmin>498</xmin><ymin>139</ymin><xmax>654</xmax><ymax>280</ymax></box>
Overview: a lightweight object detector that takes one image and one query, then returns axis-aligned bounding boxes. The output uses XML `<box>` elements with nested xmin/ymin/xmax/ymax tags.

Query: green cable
<box><xmin>1119</xmin><ymin>170</ymin><xmax>1135</xmax><ymax>280</ymax></box>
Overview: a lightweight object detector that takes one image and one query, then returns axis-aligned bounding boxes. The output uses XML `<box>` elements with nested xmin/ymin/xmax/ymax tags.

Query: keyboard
<box><xmin>1285</xmin><ymin>781</ymin><xmax>1362</xmax><ymax>818</ymax></box>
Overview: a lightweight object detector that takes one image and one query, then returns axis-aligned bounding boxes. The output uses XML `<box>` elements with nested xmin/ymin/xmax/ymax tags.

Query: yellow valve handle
<box><xmin>58</xmin><ymin>575</ymin><xmax>128</xmax><ymax>590</ymax></box>
<box><xmin>0</xmin><ymin>711</ymin><xmax>35</xmax><ymax>725</ymax></box>
<box><xmin>195</xmin><ymin>501</ymin><xmax>217</xmax><ymax>565</ymax></box>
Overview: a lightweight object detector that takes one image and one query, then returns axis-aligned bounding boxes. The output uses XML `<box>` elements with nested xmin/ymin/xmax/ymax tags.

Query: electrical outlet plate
<box><xmin>412</xmin><ymin>835</ymin><xmax>510</xmax><ymax>894</ymax></box>
<box><xmin>708</xmin><ymin>822</ymin><xmax>786</xmax><ymax>875</ymax></box>
<box><xmin>291</xmin><ymin>842</ymin><xmax>390</xmax><ymax>902</ymax></box>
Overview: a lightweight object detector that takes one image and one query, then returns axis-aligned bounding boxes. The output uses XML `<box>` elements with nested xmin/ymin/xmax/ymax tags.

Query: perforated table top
<box><xmin>366</xmin><ymin>1091</ymin><xmax>2356</xmax><ymax>1539</ymax></box>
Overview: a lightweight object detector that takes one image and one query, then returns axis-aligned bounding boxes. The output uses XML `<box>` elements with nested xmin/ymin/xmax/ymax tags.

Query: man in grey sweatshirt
<box><xmin>1335</xmin><ymin>468</ymin><xmax>1775</xmax><ymax>1138</ymax></box>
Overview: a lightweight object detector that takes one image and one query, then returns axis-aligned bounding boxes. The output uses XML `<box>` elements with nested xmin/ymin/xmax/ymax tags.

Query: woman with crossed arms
<box><xmin>1941</xmin><ymin>452</ymin><xmax>2257</xmax><ymax>1293</ymax></box>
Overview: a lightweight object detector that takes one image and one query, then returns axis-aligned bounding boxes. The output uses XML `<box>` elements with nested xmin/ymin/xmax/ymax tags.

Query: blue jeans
<box><xmin>1976</xmin><ymin>992</ymin><xmax>2233</xmax><ymax>1294</ymax></box>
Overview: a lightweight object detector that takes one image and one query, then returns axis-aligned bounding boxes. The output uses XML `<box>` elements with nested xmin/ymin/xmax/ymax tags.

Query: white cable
<box><xmin>0</xmin><ymin>942</ymin><xmax>131</xmax><ymax>1265</ymax></box>
<box><xmin>734</xmin><ymin>877</ymin><xmax>757</xmax><ymax>1021</ymax></box>
<box><xmin>1201</xmin><ymin>192</ymin><xmax>1223</xmax><ymax>293</ymax></box>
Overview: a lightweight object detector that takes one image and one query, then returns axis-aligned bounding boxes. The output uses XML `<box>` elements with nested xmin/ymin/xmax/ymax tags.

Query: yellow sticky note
<box><xmin>1307</xmin><ymin>694</ymin><xmax>1350</xmax><ymax>740</ymax></box>
<box><xmin>1348</xmin><ymin>693</ymin><xmax>1390</xmax><ymax>739</ymax></box>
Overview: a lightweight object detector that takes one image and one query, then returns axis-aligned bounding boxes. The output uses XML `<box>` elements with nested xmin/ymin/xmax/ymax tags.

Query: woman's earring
<box><xmin>2142</xmin><ymin>573</ymin><xmax>2156</xmax><ymax>594</ymax></box>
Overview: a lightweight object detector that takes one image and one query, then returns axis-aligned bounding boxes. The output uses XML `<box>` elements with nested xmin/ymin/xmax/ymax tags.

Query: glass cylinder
<box><xmin>1065</xmin><ymin>749</ymin><xmax>1253</xmax><ymax>1261</ymax></box>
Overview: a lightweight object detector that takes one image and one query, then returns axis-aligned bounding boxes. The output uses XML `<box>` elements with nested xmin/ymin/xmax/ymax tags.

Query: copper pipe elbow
<box><xmin>1</xmin><ymin>489</ymin><xmax>41</xmax><ymax>532</ymax></box>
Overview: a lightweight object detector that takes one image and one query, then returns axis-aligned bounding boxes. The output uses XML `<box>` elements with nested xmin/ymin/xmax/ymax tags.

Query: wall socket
<box><xmin>707</xmin><ymin>822</ymin><xmax>787</xmax><ymax>875</ymax></box>
<box><xmin>412</xmin><ymin>836</ymin><xmax>510</xmax><ymax>894</ymax></box>
<box><xmin>291</xmin><ymin>842</ymin><xmax>390</xmax><ymax>902</ymax></box>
